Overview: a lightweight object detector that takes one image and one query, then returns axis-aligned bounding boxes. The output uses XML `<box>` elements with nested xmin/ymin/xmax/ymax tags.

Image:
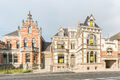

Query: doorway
<box><xmin>3</xmin><ymin>54</ymin><xmax>7</xmax><ymax>64</ymax></box>
<box><xmin>105</xmin><ymin>60</ymin><xmax>116</xmax><ymax>68</ymax></box>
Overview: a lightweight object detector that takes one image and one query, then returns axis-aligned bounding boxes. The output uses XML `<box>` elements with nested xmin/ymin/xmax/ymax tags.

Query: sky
<box><xmin>0</xmin><ymin>0</ymin><xmax>120</xmax><ymax>41</ymax></box>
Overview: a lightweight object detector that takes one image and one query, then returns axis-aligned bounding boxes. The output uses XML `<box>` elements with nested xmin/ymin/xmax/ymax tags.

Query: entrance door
<box><xmin>3</xmin><ymin>54</ymin><xmax>7</xmax><ymax>64</ymax></box>
<box><xmin>105</xmin><ymin>60</ymin><xmax>116</xmax><ymax>69</ymax></box>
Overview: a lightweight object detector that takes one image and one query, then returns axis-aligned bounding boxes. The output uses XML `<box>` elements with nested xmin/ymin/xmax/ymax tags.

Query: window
<box><xmin>59</xmin><ymin>31</ymin><xmax>64</xmax><ymax>36</ymax></box>
<box><xmin>87</xmin><ymin>67</ymin><xmax>90</xmax><ymax>70</ymax></box>
<box><xmin>7</xmin><ymin>41</ymin><xmax>11</xmax><ymax>49</ymax></box>
<box><xmin>9</xmin><ymin>54</ymin><xmax>12</xmax><ymax>63</ymax></box>
<box><xmin>89</xmin><ymin>19</ymin><xmax>94</xmax><ymax>27</ymax></box>
<box><xmin>26</xmin><ymin>53</ymin><xmax>30</xmax><ymax>63</ymax></box>
<box><xmin>32</xmin><ymin>39</ymin><xmax>36</xmax><ymax>48</ymax></box>
<box><xmin>24</xmin><ymin>39</ymin><xmax>28</xmax><ymax>47</ymax></box>
<box><xmin>71</xmin><ymin>54</ymin><xmax>75</xmax><ymax>58</ymax></box>
<box><xmin>90</xmin><ymin>51</ymin><xmax>94</xmax><ymax>63</ymax></box>
<box><xmin>33</xmin><ymin>54</ymin><xmax>37</xmax><ymax>64</ymax></box>
<box><xmin>28</xmin><ymin>25</ymin><xmax>32</xmax><ymax>33</ymax></box>
<box><xmin>71</xmin><ymin>42</ymin><xmax>75</xmax><ymax>49</ymax></box>
<box><xmin>90</xmin><ymin>21</ymin><xmax>93</xmax><ymax>27</ymax></box>
<box><xmin>87</xmin><ymin>34</ymin><xmax>96</xmax><ymax>46</ymax></box>
<box><xmin>13</xmin><ymin>54</ymin><xmax>18</xmax><ymax>63</ymax></box>
<box><xmin>16</xmin><ymin>41</ymin><xmax>19</xmax><ymax>49</ymax></box>
<box><xmin>107</xmin><ymin>48</ymin><xmax>112</xmax><ymax>55</ymax></box>
<box><xmin>71</xmin><ymin>31</ymin><xmax>75</xmax><ymax>38</ymax></box>
<box><xmin>57</xmin><ymin>41</ymin><xmax>64</xmax><ymax>49</ymax></box>
<box><xmin>58</xmin><ymin>54</ymin><xmax>64</xmax><ymax>64</ymax></box>
<box><xmin>87</xmin><ymin>51</ymin><xmax>97</xmax><ymax>63</ymax></box>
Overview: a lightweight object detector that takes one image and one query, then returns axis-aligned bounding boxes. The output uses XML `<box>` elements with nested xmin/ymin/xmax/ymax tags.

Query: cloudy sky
<box><xmin>0</xmin><ymin>0</ymin><xmax>120</xmax><ymax>41</ymax></box>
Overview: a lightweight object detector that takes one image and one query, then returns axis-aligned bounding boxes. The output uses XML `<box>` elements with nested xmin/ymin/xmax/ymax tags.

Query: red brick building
<box><xmin>0</xmin><ymin>12</ymin><xmax>44</xmax><ymax>69</ymax></box>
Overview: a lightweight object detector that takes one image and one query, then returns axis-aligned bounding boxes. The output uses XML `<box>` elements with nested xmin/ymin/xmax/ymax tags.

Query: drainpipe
<box><xmin>38</xmin><ymin>27</ymin><xmax>42</xmax><ymax>70</ymax></box>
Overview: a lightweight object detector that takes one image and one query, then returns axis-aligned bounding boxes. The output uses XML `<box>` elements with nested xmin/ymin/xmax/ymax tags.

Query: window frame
<box><xmin>26</xmin><ymin>53</ymin><xmax>30</xmax><ymax>63</ymax></box>
<box><xmin>58</xmin><ymin>54</ymin><xmax>64</xmax><ymax>64</ymax></box>
<box><xmin>28</xmin><ymin>25</ymin><xmax>32</xmax><ymax>34</ymax></box>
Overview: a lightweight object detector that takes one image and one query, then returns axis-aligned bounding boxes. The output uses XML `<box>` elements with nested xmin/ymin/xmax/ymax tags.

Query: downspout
<box><xmin>38</xmin><ymin>27</ymin><xmax>42</xmax><ymax>70</ymax></box>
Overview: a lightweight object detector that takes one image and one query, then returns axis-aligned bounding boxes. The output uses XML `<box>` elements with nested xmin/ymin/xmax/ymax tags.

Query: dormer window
<box><xmin>90</xmin><ymin>21</ymin><xmax>93</xmax><ymax>27</ymax></box>
<box><xmin>28</xmin><ymin>25</ymin><xmax>32</xmax><ymax>33</ymax></box>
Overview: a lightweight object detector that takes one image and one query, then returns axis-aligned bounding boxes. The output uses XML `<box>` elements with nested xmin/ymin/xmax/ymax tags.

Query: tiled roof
<box><xmin>110</xmin><ymin>32</ymin><xmax>120</xmax><ymax>41</ymax></box>
<box><xmin>4</xmin><ymin>30</ymin><xmax>18</xmax><ymax>36</ymax></box>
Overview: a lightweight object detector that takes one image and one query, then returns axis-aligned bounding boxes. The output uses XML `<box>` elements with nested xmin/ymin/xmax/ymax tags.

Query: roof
<box><xmin>110</xmin><ymin>32</ymin><xmax>120</xmax><ymax>41</ymax></box>
<box><xmin>4</xmin><ymin>30</ymin><xmax>18</xmax><ymax>36</ymax></box>
<box><xmin>42</xmin><ymin>42</ymin><xmax>51</xmax><ymax>52</ymax></box>
<box><xmin>54</xmin><ymin>28</ymin><xmax>68</xmax><ymax>37</ymax></box>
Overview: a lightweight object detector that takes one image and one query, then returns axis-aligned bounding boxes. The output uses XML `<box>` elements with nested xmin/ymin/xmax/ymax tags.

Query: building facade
<box><xmin>42</xmin><ymin>14</ymin><xmax>120</xmax><ymax>72</ymax></box>
<box><xmin>0</xmin><ymin>13</ymin><xmax>120</xmax><ymax>72</ymax></box>
<box><xmin>0</xmin><ymin>12</ymin><xmax>44</xmax><ymax>69</ymax></box>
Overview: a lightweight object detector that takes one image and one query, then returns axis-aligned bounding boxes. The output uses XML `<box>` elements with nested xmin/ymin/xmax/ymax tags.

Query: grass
<box><xmin>0</xmin><ymin>69</ymin><xmax>33</xmax><ymax>74</ymax></box>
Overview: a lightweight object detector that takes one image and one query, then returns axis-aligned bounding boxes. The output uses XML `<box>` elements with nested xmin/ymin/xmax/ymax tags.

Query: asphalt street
<box><xmin>1</xmin><ymin>71</ymin><xmax>120</xmax><ymax>80</ymax></box>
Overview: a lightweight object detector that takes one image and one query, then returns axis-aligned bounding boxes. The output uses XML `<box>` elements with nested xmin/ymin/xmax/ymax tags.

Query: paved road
<box><xmin>1</xmin><ymin>71</ymin><xmax>120</xmax><ymax>80</ymax></box>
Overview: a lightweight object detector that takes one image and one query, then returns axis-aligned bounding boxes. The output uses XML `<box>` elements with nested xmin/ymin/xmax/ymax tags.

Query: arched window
<box><xmin>24</xmin><ymin>39</ymin><xmax>28</xmax><ymax>47</ymax></box>
<box><xmin>107</xmin><ymin>48</ymin><xmax>112</xmax><ymax>55</ymax></box>
<box><xmin>90</xmin><ymin>51</ymin><xmax>94</xmax><ymax>63</ymax></box>
<box><xmin>32</xmin><ymin>39</ymin><xmax>36</xmax><ymax>48</ymax></box>
<box><xmin>87</xmin><ymin>34</ymin><xmax>96</xmax><ymax>46</ymax></box>
<box><xmin>28</xmin><ymin>25</ymin><xmax>32</xmax><ymax>33</ymax></box>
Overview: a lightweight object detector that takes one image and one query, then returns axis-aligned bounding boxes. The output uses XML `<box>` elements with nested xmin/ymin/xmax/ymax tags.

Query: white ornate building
<box><xmin>42</xmin><ymin>14</ymin><xmax>120</xmax><ymax>72</ymax></box>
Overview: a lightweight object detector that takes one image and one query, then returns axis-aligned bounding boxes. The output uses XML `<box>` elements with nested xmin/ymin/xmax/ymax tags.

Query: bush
<box><xmin>0</xmin><ymin>69</ymin><xmax>33</xmax><ymax>74</ymax></box>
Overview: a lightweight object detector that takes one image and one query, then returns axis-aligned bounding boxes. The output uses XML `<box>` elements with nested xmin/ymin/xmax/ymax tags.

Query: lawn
<box><xmin>0</xmin><ymin>69</ymin><xmax>33</xmax><ymax>74</ymax></box>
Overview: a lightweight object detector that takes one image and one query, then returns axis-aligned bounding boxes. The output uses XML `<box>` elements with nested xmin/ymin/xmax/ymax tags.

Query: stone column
<box><xmin>93</xmin><ymin>52</ymin><xmax>95</xmax><ymax>63</ymax></box>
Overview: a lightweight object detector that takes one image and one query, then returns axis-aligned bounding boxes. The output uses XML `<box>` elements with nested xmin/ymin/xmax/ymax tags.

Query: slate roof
<box><xmin>110</xmin><ymin>32</ymin><xmax>120</xmax><ymax>41</ymax></box>
<box><xmin>54</xmin><ymin>28</ymin><xmax>68</xmax><ymax>37</ymax></box>
<box><xmin>42</xmin><ymin>42</ymin><xmax>51</xmax><ymax>52</ymax></box>
<box><xmin>4</xmin><ymin>30</ymin><xmax>18</xmax><ymax>36</ymax></box>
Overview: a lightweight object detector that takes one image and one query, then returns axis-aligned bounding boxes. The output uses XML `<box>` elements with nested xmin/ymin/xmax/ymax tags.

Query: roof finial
<box><xmin>28</xmin><ymin>11</ymin><xmax>32</xmax><ymax>20</ymax></box>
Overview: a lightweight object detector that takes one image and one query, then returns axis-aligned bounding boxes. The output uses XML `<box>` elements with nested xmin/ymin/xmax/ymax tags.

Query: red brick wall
<box><xmin>0</xmin><ymin>54</ymin><xmax>3</xmax><ymax>64</ymax></box>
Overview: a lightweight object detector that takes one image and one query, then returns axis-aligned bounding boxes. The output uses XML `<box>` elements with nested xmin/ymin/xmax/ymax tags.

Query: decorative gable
<box><xmin>87</xmin><ymin>14</ymin><xmax>95</xmax><ymax>27</ymax></box>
